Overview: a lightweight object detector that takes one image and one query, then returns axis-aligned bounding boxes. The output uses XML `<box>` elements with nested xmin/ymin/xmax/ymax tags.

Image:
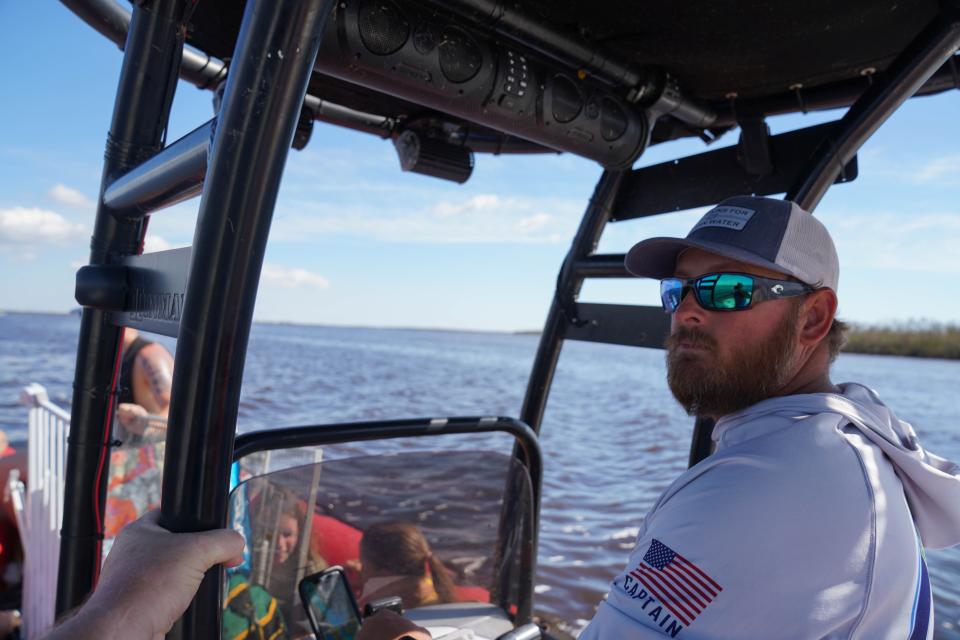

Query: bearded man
<box><xmin>580</xmin><ymin>196</ymin><xmax>960</xmax><ymax>639</ymax></box>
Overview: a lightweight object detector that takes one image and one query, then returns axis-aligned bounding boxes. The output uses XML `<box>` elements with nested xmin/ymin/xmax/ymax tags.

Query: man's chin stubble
<box><xmin>666</xmin><ymin>349</ymin><xmax>722</xmax><ymax>417</ymax></box>
<box><xmin>665</xmin><ymin>305</ymin><xmax>801</xmax><ymax>418</ymax></box>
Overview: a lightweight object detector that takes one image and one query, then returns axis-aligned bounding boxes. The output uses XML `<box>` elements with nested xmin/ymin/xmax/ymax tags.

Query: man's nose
<box><xmin>673</xmin><ymin>286</ymin><xmax>705</xmax><ymax>325</ymax></box>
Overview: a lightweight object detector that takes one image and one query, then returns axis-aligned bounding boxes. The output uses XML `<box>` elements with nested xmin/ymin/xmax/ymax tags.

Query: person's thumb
<box><xmin>184</xmin><ymin>528</ymin><xmax>246</xmax><ymax>571</ymax></box>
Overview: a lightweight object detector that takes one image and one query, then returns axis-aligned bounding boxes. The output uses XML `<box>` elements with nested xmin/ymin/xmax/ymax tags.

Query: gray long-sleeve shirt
<box><xmin>580</xmin><ymin>383</ymin><xmax>960</xmax><ymax>639</ymax></box>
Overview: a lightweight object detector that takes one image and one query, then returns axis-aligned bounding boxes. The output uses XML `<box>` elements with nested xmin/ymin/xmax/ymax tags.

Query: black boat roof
<box><xmin>181</xmin><ymin>0</ymin><xmax>953</xmax><ymax>146</ymax></box>
<box><xmin>189</xmin><ymin>0</ymin><xmax>932</xmax><ymax>100</ymax></box>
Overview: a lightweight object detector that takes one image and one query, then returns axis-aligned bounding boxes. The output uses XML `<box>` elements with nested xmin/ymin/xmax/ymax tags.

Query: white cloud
<box><xmin>261</xmin><ymin>263</ymin><xmax>330</xmax><ymax>289</ymax></box>
<box><xmin>49</xmin><ymin>184</ymin><xmax>96</xmax><ymax>209</ymax></box>
<box><xmin>515</xmin><ymin>212</ymin><xmax>551</xmax><ymax>232</ymax></box>
<box><xmin>822</xmin><ymin>208</ymin><xmax>960</xmax><ymax>273</ymax></box>
<box><xmin>272</xmin><ymin>193</ymin><xmax>582</xmax><ymax>244</ymax></box>
<box><xmin>911</xmin><ymin>154</ymin><xmax>960</xmax><ymax>184</ymax></box>
<box><xmin>0</xmin><ymin>207</ymin><xmax>87</xmax><ymax>246</ymax></box>
<box><xmin>432</xmin><ymin>194</ymin><xmax>502</xmax><ymax>217</ymax></box>
<box><xmin>143</xmin><ymin>234</ymin><xmax>174</xmax><ymax>253</ymax></box>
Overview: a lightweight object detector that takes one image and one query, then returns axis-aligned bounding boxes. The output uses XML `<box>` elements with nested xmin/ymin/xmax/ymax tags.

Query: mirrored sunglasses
<box><xmin>659</xmin><ymin>272</ymin><xmax>813</xmax><ymax>313</ymax></box>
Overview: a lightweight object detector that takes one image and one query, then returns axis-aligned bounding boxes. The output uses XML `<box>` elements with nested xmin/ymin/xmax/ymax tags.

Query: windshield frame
<box><xmin>232</xmin><ymin>415</ymin><xmax>542</xmax><ymax>624</ymax></box>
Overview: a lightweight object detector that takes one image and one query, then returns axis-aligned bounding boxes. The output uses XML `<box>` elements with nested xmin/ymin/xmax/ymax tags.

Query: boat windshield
<box><xmin>224</xmin><ymin>449</ymin><xmax>533</xmax><ymax>638</ymax></box>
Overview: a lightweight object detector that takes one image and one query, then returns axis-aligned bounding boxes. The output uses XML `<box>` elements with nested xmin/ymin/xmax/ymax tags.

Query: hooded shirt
<box><xmin>579</xmin><ymin>383</ymin><xmax>960</xmax><ymax>640</ymax></box>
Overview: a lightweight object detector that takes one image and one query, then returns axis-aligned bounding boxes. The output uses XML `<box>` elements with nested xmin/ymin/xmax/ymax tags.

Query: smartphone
<box><xmin>298</xmin><ymin>566</ymin><xmax>363</xmax><ymax>640</ymax></box>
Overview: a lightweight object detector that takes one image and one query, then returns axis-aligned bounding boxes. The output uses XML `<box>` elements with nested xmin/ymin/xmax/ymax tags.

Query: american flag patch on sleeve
<box><xmin>629</xmin><ymin>539</ymin><xmax>723</xmax><ymax>627</ymax></box>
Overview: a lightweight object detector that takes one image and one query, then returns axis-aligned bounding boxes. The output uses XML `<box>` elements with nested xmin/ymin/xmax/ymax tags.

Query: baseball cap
<box><xmin>625</xmin><ymin>195</ymin><xmax>839</xmax><ymax>291</ymax></box>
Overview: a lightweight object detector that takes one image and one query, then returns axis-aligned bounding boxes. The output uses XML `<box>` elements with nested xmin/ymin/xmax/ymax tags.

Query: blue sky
<box><xmin>2</xmin><ymin>3</ymin><xmax>959</xmax><ymax>332</ymax></box>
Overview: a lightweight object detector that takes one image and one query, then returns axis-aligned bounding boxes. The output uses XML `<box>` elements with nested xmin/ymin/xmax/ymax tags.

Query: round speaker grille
<box><xmin>414</xmin><ymin>22</ymin><xmax>440</xmax><ymax>54</ymax></box>
<box><xmin>438</xmin><ymin>27</ymin><xmax>483</xmax><ymax>83</ymax></box>
<box><xmin>600</xmin><ymin>97</ymin><xmax>629</xmax><ymax>141</ymax></box>
<box><xmin>358</xmin><ymin>0</ymin><xmax>410</xmax><ymax>56</ymax></box>
<box><xmin>551</xmin><ymin>75</ymin><xmax>582</xmax><ymax>123</ymax></box>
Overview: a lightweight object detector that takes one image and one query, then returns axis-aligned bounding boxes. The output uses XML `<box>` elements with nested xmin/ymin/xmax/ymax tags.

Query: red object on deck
<box><xmin>310</xmin><ymin>514</ymin><xmax>362</xmax><ymax>567</ymax></box>
<box><xmin>454</xmin><ymin>585</ymin><xmax>491</xmax><ymax>603</ymax></box>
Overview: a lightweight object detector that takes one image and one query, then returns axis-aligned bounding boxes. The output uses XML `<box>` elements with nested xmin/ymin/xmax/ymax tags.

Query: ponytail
<box><xmin>425</xmin><ymin>553</ymin><xmax>457</xmax><ymax>604</ymax></box>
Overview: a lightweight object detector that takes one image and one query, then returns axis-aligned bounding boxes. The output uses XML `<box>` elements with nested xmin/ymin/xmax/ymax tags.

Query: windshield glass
<box><xmin>224</xmin><ymin>449</ymin><xmax>532</xmax><ymax>638</ymax></box>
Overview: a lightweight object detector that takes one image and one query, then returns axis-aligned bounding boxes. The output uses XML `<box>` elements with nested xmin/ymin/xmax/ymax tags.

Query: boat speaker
<box><xmin>600</xmin><ymin>97</ymin><xmax>629</xmax><ymax>141</ymax></box>
<box><xmin>394</xmin><ymin>130</ymin><xmax>474</xmax><ymax>184</ymax></box>
<box><xmin>550</xmin><ymin>74</ymin><xmax>583</xmax><ymax>123</ymax></box>
<box><xmin>315</xmin><ymin>0</ymin><xmax>649</xmax><ymax>169</ymax></box>
<box><xmin>413</xmin><ymin>21</ymin><xmax>441</xmax><ymax>54</ymax></box>
<box><xmin>358</xmin><ymin>0</ymin><xmax>410</xmax><ymax>56</ymax></box>
<box><xmin>438</xmin><ymin>27</ymin><xmax>483</xmax><ymax>83</ymax></box>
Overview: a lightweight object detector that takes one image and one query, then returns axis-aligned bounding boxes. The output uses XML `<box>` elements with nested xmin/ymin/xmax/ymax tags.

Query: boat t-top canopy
<box><xmin>56</xmin><ymin>0</ymin><xmax>960</xmax><ymax>638</ymax></box>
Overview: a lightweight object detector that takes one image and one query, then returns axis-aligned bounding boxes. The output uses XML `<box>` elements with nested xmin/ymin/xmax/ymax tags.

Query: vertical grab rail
<box><xmin>520</xmin><ymin>170</ymin><xmax>625</xmax><ymax>433</ymax></box>
<box><xmin>14</xmin><ymin>384</ymin><xmax>71</xmax><ymax>639</ymax></box>
<box><xmin>58</xmin><ymin>0</ymin><xmax>188</xmax><ymax>614</ymax></box>
<box><xmin>158</xmin><ymin>1</ymin><xmax>337</xmax><ymax>636</ymax></box>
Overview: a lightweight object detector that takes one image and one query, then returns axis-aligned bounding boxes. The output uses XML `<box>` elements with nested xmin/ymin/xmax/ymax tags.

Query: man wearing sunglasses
<box><xmin>580</xmin><ymin>196</ymin><xmax>960</xmax><ymax>639</ymax></box>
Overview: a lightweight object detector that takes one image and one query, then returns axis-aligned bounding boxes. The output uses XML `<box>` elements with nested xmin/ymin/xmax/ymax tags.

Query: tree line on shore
<box><xmin>843</xmin><ymin>321</ymin><xmax>960</xmax><ymax>360</ymax></box>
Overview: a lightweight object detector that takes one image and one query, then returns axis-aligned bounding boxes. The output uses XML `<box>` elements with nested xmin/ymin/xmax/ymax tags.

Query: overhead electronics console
<box><xmin>313</xmin><ymin>0</ymin><xmax>654</xmax><ymax>170</ymax></box>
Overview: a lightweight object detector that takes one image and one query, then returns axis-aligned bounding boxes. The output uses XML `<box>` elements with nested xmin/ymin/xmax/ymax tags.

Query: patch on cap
<box><xmin>691</xmin><ymin>206</ymin><xmax>756</xmax><ymax>233</ymax></box>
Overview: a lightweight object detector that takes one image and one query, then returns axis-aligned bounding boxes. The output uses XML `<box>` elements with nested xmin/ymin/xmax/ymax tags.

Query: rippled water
<box><xmin>2</xmin><ymin>313</ymin><xmax>959</xmax><ymax>637</ymax></box>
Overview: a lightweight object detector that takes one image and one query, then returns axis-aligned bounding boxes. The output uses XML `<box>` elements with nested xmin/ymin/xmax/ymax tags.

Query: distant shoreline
<box><xmin>0</xmin><ymin>309</ymin><xmax>535</xmax><ymax>337</ymax></box>
<box><xmin>3</xmin><ymin>310</ymin><xmax>958</xmax><ymax>360</ymax></box>
<box><xmin>843</xmin><ymin>324</ymin><xmax>960</xmax><ymax>361</ymax></box>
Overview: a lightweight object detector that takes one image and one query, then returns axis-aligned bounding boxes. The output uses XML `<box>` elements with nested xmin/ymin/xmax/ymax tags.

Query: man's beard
<box><xmin>665</xmin><ymin>303</ymin><xmax>801</xmax><ymax>418</ymax></box>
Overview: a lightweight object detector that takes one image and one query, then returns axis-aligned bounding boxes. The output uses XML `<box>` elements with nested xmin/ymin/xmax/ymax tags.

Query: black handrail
<box><xmin>520</xmin><ymin>170</ymin><xmax>624</xmax><ymax>434</ymax></box>
<box><xmin>234</xmin><ymin>416</ymin><xmax>538</xmax><ymax>472</ymax></box>
<box><xmin>57</xmin><ymin>0</ymin><xmax>187</xmax><ymax>615</ymax></box>
<box><xmin>789</xmin><ymin>9</ymin><xmax>960</xmax><ymax>211</ymax></box>
<box><xmin>709</xmin><ymin>53</ymin><xmax>960</xmax><ymax>127</ymax></box>
<box><xmin>103</xmin><ymin>120</ymin><xmax>211</xmax><ymax>216</ymax></box>
<box><xmin>61</xmin><ymin>0</ymin><xmax>227</xmax><ymax>89</ymax></box>
<box><xmin>233</xmin><ymin>415</ymin><xmax>543</xmax><ymax>623</ymax></box>
<box><xmin>572</xmin><ymin>254</ymin><xmax>630</xmax><ymax>279</ymax></box>
<box><xmin>158</xmin><ymin>0</ymin><xmax>337</xmax><ymax>637</ymax></box>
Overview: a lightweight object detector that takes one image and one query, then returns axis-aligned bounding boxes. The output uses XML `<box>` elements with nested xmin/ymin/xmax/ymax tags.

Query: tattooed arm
<box><xmin>132</xmin><ymin>343</ymin><xmax>174</xmax><ymax>414</ymax></box>
<box><xmin>118</xmin><ymin>342</ymin><xmax>175</xmax><ymax>437</ymax></box>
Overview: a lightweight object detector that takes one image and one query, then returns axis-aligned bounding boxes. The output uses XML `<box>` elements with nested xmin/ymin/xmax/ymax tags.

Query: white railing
<box><xmin>11</xmin><ymin>383</ymin><xmax>70</xmax><ymax>639</ymax></box>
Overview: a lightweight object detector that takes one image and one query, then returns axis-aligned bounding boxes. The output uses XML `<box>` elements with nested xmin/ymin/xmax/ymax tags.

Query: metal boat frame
<box><xmin>53</xmin><ymin>0</ymin><xmax>960</xmax><ymax>637</ymax></box>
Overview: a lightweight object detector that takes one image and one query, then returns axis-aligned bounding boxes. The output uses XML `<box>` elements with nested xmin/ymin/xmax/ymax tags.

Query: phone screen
<box><xmin>299</xmin><ymin>567</ymin><xmax>362</xmax><ymax>640</ymax></box>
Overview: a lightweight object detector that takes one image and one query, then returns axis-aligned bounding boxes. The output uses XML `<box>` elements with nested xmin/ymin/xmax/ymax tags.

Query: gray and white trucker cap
<box><xmin>625</xmin><ymin>195</ymin><xmax>839</xmax><ymax>291</ymax></box>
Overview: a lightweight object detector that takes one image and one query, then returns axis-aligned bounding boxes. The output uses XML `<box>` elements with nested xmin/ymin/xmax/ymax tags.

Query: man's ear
<box><xmin>799</xmin><ymin>288</ymin><xmax>838</xmax><ymax>345</ymax></box>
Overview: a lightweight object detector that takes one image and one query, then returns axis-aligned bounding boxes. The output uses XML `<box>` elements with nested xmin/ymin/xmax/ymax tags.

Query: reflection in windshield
<box><xmin>225</xmin><ymin>450</ymin><xmax>531</xmax><ymax>638</ymax></box>
<box><xmin>359</xmin><ymin>521</ymin><xmax>458</xmax><ymax>609</ymax></box>
<box><xmin>265</xmin><ymin>487</ymin><xmax>330</xmax><ymax>632</ymax></box>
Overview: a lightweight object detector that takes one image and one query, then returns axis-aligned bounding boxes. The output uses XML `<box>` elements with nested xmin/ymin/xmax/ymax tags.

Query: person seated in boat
<box><xmin>358</xmin><ymin>521</ymin><xmax>458</xmax><ymax>610</ymax></box>
<box><xmin>102</xmin><ymin>330</ymin><xmax>174</xmax><ymax>540</ymax></box>
<box><xmin>259</xmin><ymin>490</ymin><xmax>328</xmax><ymax>637</ymax></box>
<box><xmin>573</xmin><ymin>195</ymin><xmax>960</xmax><ymax>638</ymax></box>
<box><xmin>115</xmin><ymin>328</ymin><xmax>173</xmax><ymax>442</ymax></box>
<box><xmin>222</xmin><ymin>571</ymin><xmax>287</xmax><ymax>640</ymax></box>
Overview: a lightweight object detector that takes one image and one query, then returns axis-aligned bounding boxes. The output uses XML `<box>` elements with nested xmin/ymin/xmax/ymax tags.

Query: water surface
<box><xmin>2</xmin><ymin>313</ymin><xmax>958</xmax><ymax>636</ymax></box>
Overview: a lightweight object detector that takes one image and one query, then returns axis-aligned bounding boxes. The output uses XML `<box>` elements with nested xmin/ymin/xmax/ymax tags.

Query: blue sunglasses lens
<box><xmin>660</xmin><ymin>278</ymin><xmax>684</xmax><ymax>312</ymax></box>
